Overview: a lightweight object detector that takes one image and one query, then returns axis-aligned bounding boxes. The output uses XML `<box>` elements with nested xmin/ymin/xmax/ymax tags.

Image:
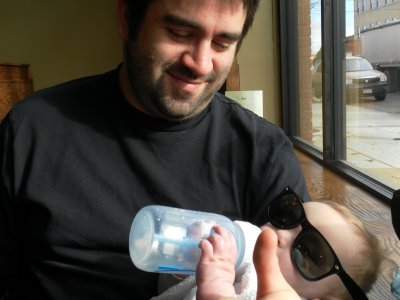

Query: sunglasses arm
<box><xmin>337</xmin><ymin>270</ymin><xmax>369</xmax><ymax>300</ymax></box>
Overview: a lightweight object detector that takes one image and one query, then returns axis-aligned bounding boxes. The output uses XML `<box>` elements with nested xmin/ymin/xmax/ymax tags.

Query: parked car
<box><xmin>312</xmin><ymin>56</ymin><xmax>388</xmax><ymax>101</ymax></box>
<box><xmin>346</xmin><ymin>56</ymin><xmax>387</xmax><ymax>101</ymax></box>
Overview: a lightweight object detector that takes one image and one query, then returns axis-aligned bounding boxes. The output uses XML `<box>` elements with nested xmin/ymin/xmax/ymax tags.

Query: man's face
<box><xmin>121</xmin><ymin>0</ymin><xmax>246</xmax><ymax>121</ymax></box>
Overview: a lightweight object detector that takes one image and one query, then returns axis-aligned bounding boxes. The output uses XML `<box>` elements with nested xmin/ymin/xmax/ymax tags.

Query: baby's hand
<box><xmin>196</xmin><ymin>225</ymin><xmax>237</xmax><ymax>300</ymax></box>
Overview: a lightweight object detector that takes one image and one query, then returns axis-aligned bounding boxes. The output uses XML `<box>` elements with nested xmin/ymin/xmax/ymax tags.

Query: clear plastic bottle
<box><xmin>129</xmin><ymin>205</ymin><xmax>261</xmax><ymax>275</ymax></box>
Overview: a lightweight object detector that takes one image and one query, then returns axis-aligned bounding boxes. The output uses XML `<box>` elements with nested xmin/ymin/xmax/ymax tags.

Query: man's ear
<box><xmin>116</xmin><ymin>0</ymin><xmax>129</xmax><ymax>41</ymax></box>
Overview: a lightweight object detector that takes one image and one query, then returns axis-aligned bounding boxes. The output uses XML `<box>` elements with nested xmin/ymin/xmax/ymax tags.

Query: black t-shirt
<box><xmin>0</xmin><ymin>67</ymin><xmax>309</xmax><ymax>299</ymax></box>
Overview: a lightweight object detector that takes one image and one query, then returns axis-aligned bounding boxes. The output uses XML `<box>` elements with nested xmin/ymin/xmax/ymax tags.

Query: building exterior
<box><xmin>350</xmin><ymin>0</ymin><xmax>400</xmax><ymax>91</ymax></box>
<box><xmin>354</xmin><ymin>0</ymin><xmax>400</xmax><ymax>37</ymax></box>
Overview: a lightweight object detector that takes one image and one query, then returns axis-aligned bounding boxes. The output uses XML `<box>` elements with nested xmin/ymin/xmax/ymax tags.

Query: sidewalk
<box><xmin>312</xmin><ymin>103</ymin><xmax>400</xmax><ymax>189</ymax></box>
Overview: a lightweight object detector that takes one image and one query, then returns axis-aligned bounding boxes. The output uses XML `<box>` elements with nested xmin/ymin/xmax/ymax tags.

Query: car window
<box><xmin>346</xmin><ymin>58</ymin><xmax>373</xmax><ymax>72</ymax></box>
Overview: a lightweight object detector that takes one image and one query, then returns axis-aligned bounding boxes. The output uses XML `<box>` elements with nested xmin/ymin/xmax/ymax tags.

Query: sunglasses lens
<box><xmin>270</xmin><ymin>192</ymin><xmax>303</xmax><ymax>228</ymax></box>
<box><xmin>292</xmin><ymin>230</ymin><xmax>336</xmax><ymax>280</ymax></box>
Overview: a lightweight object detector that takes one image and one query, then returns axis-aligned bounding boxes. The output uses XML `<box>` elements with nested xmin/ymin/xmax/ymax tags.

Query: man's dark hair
<box><xmin>124</xmin><ymin>0</ymin><xmax>260</xmax><ymax>48</ymax></box>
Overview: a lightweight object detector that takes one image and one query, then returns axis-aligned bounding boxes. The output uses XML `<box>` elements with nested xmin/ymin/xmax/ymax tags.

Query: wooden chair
<box><xmin>0</xmin><ymin>63</ymin><xmax>34</xmax><ymax>120</ymax></box>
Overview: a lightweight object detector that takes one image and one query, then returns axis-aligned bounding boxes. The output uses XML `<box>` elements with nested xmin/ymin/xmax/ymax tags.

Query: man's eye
<box><xmin>168</xmin><ymin>29</ymin><xmax>191</xmax><ymax>39</ymax></box>
<box><xmin>213</xmin><ymin>41</ymin><xmax>230</xmax><ymax>52</ymax></box>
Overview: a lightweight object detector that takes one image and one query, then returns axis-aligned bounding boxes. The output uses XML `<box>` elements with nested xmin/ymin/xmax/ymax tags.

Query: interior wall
<box><xmin>238</xmin><ymin>0</ymin><xmax>280</xmax><ymax>124</ymax></box>
<box><xmin>0</xmin><ymin>0</ymin><xmax>122</xmax><ymax>91</ymax></box>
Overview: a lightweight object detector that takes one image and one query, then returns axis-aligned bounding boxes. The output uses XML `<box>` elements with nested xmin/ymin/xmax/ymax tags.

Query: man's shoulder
<box><xmin>212</xmin><ymin>92</ymin><xmax>285</xmax><ymax>137</ymax></box>
<box><xmin>8</xmin><ymin>68</ymin><xmax>119</xmax><ymax>123</ymax></box>
<box><xmin>27</xmin><ymin>68</ymin><xmax>117</xmax><ymax>104</ymax></box>
<box><xmin>7</xmin><ymin>71</ymin><xmax>119</xmax><ymax>129</ymax></box>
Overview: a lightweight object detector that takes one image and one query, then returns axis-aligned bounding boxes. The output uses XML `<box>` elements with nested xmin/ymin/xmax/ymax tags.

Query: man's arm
<box><xmin>0</xmin><ymin>118</ymin><xmax>19</xmax><ymax>297</ymax></box>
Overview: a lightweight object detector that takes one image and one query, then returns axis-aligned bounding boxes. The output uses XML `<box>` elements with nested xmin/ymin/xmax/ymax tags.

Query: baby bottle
<box><xmin>129</xmin><ymin>205</ymin><xmax>261</xmax><ymax>275</ymax></box>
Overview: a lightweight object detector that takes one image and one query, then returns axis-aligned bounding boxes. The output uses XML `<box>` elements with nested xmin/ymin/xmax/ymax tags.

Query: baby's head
<box><xmin>262</xmin><ymin>200</ymin><xmax>382</xmax><ymax>300</ymax></box>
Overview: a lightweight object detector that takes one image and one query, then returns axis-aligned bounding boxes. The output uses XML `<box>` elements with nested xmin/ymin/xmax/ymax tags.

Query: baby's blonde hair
<box><xmin>317</xmin><ymin>200</ymin><xmax>383</xmax><ymax>300</ymax></box>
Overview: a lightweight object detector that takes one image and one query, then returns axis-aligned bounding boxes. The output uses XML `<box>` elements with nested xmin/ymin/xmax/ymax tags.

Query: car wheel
<box><xmin>374</xmin><ymin>93</ymin><xmax>386</xmax><ymax>101</ymax></box>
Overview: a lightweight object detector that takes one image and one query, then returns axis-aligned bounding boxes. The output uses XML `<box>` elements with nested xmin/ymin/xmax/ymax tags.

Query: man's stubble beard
<box><xmin>124</xmin><ymin>41</ymin><xmax>231</xmax><ymax>121</ymax></box>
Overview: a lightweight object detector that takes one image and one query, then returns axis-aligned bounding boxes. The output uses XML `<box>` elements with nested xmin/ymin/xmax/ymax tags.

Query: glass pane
<box><xmin>344</xmin><ymin>0</ymin><xmax>400</xmax><ymax>190</ymax></box>
<box><xmin>298</xmin><ymin>0</ymin><xmax>323</xmax><ymax>150</ymax></box>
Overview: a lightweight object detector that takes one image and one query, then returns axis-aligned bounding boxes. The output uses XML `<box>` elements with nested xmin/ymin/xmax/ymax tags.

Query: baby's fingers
<box><xmin>208</xmin><ymin>225</ymin><xmax>237</xmax><ymax>260</ymax></box>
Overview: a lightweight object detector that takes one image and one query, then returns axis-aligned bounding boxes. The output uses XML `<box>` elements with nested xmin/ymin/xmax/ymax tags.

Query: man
<box><xmin>0</xmin><ymin>0</ymin><xmax>309</xmax><ymax>299</ymax></box>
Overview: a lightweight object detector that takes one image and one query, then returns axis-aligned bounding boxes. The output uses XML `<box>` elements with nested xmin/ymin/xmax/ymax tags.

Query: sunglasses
<box><xmin>267</xmin><ymin>186</ymin><xmax>368</xmax><ymax>300</ymax></box>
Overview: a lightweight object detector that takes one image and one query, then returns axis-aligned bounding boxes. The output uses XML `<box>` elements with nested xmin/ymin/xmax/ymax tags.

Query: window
<box><xmin>280</xmin><ymin>0</ymin><xmax>400</xmax><ymax>202</ymax></box>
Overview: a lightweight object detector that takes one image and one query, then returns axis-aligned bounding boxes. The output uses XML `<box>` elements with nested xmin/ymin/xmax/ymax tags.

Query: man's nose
<box><xmin>181</xmin><ymin>41</ymin><xmax>214</xmax><ymax>77</ymax></box>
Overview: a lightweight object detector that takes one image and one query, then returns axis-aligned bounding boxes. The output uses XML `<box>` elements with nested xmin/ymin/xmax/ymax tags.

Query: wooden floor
<box><xmin>295</xmin><ymin>150</ymin><xmax>400</xmax><ymax>300</ymax></box>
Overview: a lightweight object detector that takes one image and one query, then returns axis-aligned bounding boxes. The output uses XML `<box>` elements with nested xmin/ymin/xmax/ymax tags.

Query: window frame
<box><xmin>279</xmin><ymin>0</ymin><xmax>394</xmax><ymax>203</ymax></box>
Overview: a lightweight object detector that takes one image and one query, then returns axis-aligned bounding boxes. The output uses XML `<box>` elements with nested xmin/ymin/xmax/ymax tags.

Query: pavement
<box><xmin>311</xmin><ymin>94</ymin><xmax>400</xmax><ymax>190</ymax></box>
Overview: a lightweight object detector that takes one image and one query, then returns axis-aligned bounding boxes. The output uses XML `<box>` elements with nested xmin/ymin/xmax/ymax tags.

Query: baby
<box><xmin>155</xmin><ymin>197</ymin><xmax>382</xmax><ymax>300</ymax></box>
<box><xmin>196</xmin><ymin>200</ymin><xmax>381</xmax><ymax>300</ymax></box>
